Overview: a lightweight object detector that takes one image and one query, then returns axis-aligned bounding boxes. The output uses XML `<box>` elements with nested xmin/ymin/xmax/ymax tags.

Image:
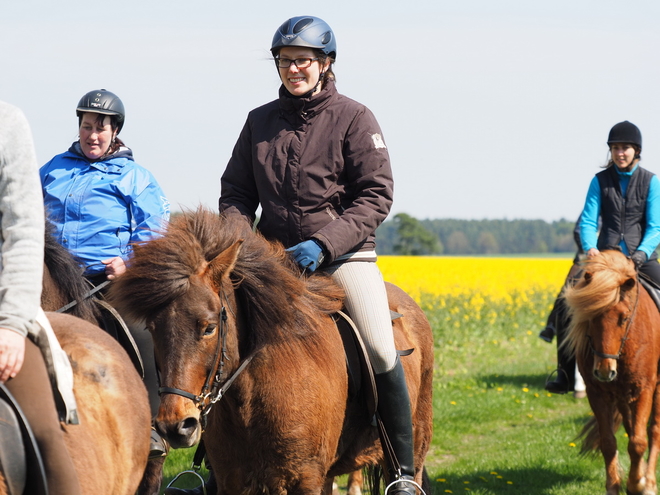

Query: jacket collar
<box><xmin>68</xmin><ymin>141</ymin><xmax>134</xmax><ymax>171</ymax></box>
<box><xmin>614</xmin><ymin>163</ymin><xmax>639</xmax><ymax>178</ymax></box>
<box><xmin>278</xmin><ymin>79</ymin><xmax>337</xmax><ymax>124</ymax></box>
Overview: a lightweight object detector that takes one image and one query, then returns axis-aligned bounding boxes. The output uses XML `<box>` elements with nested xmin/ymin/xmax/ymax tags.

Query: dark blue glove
<box><xmin>631</xmin><ymin>250</ymin><xmax>647</xmax><ymax>269</ymax></box>
<box><xmin>286</xmin><ymin>240</ymin><xmax>325</xmax><ymax>272</ymax></box>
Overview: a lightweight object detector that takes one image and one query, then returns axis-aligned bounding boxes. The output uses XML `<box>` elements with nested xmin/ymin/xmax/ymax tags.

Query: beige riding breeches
<box><xmin>323</xmin><ymin>261</ymin><xmax>397</xmax><ymax>374</ymax></box>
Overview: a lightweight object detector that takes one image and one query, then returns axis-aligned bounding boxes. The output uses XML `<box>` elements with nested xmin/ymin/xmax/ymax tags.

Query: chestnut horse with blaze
<box><xmin>564</xmin><ymin>250</ymin><xmax>660</xmax><ymax>495</ymax></box>
<box><xmin>109</xmin><ymin>208</ymin><xmax>434</xmax><ymax>495</ymax></box>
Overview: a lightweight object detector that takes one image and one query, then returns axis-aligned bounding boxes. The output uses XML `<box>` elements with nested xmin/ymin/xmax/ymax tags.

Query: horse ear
<box><xmin>206</xmin><ymin>240</ymin><xmax>244</xmax><ymax>282</ymax></box>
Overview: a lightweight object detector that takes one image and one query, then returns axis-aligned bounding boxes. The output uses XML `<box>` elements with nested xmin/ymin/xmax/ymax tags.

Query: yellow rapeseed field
<box><xmin>376</xmin><ymin>256</ymin><xmax>575</xmax><ymax>336</ymax></box>
<box><xmin>377</xmin><ymin>256</ymin><xmax>573</xmax><ymax>304</ymax></box>
<box><xmin>376</xmin><ymin>255</ymin><xmax>576</xmax><ymax>375</ymax></box>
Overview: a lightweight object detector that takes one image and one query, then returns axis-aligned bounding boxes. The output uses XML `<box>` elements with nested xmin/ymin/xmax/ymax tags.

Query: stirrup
<box><xmin>164</xmin><ymin>470</ymin><xmax>207</xmax><ymax>495</ymax></box>
<box><xmin>385</xmin><ymin>476</ymin><xmax>425</xmax><ymax>495</ymax></box>
<box><xmin>544</xmin><ymin>368</ymin><xmax>571</xmax><ymax>394</ymax></box>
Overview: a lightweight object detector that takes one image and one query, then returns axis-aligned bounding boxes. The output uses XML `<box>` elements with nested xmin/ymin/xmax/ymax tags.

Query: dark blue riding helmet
<box><xmin>271</xmin><ymin>16</ymin><xmax>337</xmax><ymax>59</ymax></box>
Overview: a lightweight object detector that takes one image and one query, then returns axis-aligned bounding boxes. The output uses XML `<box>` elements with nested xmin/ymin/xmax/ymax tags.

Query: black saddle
<box><xmin>334</xmin><ymin>309</ymin><xmax>410</xmax><ymax>420</ymax></box>
<box><xmin>0</xmin><ymin>384</ymin><xmax>48</xmax><ymax>495</ymax></box>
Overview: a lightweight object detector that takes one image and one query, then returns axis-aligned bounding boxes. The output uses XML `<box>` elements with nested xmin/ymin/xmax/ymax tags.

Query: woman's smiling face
<box><xmin>610</xmin><ymin>143</ymin><xmax>637</xmax><ymax>171</ymax></box>
<box><xmin>79</xmin><ymin>113</ymin><xmax>116</xmax><ymax>160</ymax></box>
<box><xmin>277</xmin><ymin>47</ymin><xmax>329</xmax><ymax>97</ymax></box>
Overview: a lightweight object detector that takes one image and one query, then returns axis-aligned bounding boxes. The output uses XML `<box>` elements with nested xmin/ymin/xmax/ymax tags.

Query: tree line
<box><xmin>375</xmin><ymin>213</ymin><xmax>579</xmax><ymax>255</ymax></box>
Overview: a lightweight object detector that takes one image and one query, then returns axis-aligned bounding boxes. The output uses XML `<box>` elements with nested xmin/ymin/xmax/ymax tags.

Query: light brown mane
<box><xmin>563</xmin><ymin>250</ymin><xmax>637</xmax><ymax>359</ymax></box>
<box><xmin>110</xmin><ymin>208</ymin><xmax>344</xmax><ymax>345</ymax></box>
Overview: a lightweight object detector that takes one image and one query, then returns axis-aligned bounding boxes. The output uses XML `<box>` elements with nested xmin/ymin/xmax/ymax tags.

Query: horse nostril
<box><xmin>593</xmin><ymin>368</ymin><xmax>618</xmax><ymax>382</ymax></box>
<box><xmin>177</xmin><ymin>417</ymin><xmax>200</xmax><ymax>437</ymax></box>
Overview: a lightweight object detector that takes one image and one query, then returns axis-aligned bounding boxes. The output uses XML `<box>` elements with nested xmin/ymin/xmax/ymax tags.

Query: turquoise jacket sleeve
<box><xmin>637</xmin><ymin>175</ymin><xmax>660</xmax><ymax>257</ymax></box>
<box><xmin>579</xmin><ymin>176</ymin><xmax>601</xmax><ymax>253</ymax></box>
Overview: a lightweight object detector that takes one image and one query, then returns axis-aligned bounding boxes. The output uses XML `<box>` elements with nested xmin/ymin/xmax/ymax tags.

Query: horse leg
<box><xmin>590</xmin><ymin>396</ymin><xmax>622</xmax><ymax>495</ymax></box>
<box><xmin>642</xmin><ymin>385</ymin><xmax>660</xmax><ymax>495</ymax></box>
<box><xmin>624</xmin><ymin>393</ymin><xmax>653</xmax><ymax>495</ymax></box>
<box><xmin>347</xmin><ymin>469</ymin><xmax>363</xmax><ymax>495</ymax></box>
<box><xmin>137</xmin><ymin>457</ymin><xmax>165</xmax><ymax>495</ymax></box>
<box><xmin>321</xmin><ymin>477</ymin><xmax>338</xmax><ymax>495</ymax></box>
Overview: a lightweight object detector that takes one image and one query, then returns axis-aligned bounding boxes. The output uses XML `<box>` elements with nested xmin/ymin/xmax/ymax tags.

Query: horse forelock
<box><xmin>563</xmin><ymin>250</ymin><xmax>637</xmax><ymax>359</ymax></box>
<box><xmin>110</xmin><ymin>208</ymin><xmax>344</xmax><ymax>343</ymax></box>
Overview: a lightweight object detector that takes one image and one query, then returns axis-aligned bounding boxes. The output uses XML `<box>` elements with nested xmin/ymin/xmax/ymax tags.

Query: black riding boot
<box><xmin>539</xmin><ymin>294</ymin><xmax>562</xmax><ymax>343</ymax></box>
<box><xmin>375</xmin><ymin>357</ymin><xmax>416</xmax><ymax>495</ymax></box>
<box><xmin>164</xmin><ymin>469</ymin><xmax>216</xmax><ymax>495</ymax></box>
<box><xmin>545</xmin><ymin>297</ymin><xmax>575</xmax><ymax>394</ymax></box>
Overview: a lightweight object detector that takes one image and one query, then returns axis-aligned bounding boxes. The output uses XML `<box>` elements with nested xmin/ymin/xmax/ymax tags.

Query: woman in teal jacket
<box><xmin>40</xmin><ymin>89</ymin><xmax>170</xmax><ymax>283</ymax></box>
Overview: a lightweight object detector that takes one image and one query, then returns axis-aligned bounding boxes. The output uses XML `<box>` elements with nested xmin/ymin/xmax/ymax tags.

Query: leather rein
<box><xmin>55</xmin><ymin>280</ymin><xmax>111</xmax><ymax>313</ymax></box>
<box><xmin>588</xmin><ymin>276</ymin><xmax>640</xmax><ymax>360</ymax></box>
<box><xmin>158</xmin><ymin>306</ymin><xmax>253</xmax><ymax>430</ymax></box>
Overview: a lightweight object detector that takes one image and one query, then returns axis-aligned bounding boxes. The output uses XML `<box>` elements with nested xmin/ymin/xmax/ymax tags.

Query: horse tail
<box><xmin>577</xmin><ymin>410</ymin><xmax>623</xmax><ymax>455</ymax></box>
<box><xmin>363</xmin><ymin>465</ymin><xmax>383</xmax><ymax>495</ymax></box>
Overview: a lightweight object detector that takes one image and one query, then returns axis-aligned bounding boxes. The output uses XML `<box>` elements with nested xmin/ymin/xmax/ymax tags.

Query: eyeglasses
<box><xmin>274</xmin><ymin>57</ymin><xmax>319</xmax><ymax>69</ymax></box>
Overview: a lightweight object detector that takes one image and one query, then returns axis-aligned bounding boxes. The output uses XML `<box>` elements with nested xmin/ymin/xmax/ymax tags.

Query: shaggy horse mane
<box><xmin>563</xmin><ymin>250</ymin><xmax>637</xmax><ymax>359</ymax></box>
<box><xmin>44</xmin><ymin>218</ymin><xmax>101</xmax><ymax>322</ymax></box>
<box><xmin>109</xmin><ymin>208</ymin><xmax>344</xmax><ymax>343</ymax></box>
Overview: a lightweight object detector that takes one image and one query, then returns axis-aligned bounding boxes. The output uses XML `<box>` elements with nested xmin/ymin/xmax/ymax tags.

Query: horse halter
<box><xmin>158</xmin><ymin>306</ymin><xmax>253</xmax><ymax>430</ymax></box>
<box><xmin>588</xmin><ymin>277</ymin><xmax>640</xmax><ymax>361</ymax></box>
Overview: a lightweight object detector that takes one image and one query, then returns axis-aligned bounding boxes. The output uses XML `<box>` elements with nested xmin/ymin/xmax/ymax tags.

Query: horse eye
<box><xmin>203</xmin><ymin>324</ymin><xmax>217</xmax><ymax>336</ymax></box>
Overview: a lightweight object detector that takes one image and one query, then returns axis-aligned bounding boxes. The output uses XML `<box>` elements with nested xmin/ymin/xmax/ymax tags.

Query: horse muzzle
<box><xmin>155</xmin><ymin>398</ymin><xmax>202</xmax><ymax>449</ymax></box>
<box><xmin>593</xmin><ymin>358</ymin><xmax>618</xmax><ymax>383</ymax></box>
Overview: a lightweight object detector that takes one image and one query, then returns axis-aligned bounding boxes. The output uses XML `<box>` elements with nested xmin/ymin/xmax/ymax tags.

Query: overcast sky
<box><xmin>2</xmin><ymin>0</ymin><xmax>659</xmax><ymax>222</ymax></box>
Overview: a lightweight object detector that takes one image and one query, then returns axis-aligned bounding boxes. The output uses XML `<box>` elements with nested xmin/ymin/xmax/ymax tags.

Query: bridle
<box><xmin>588</xmin><ymin>276</ymin><xmax>640</xmax><ymax>361</ymax></box>
<box><xmin>158</xmin><ymin>304</ymin><xmax>253</xmax><ymax>430</ymax></box>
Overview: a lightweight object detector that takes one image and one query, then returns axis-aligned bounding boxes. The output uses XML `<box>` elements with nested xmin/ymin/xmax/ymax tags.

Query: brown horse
<box><xmin>563</xmin><ymin>250</ymin><xmax>660</xmax><ymax>495</ymax></box>
<box><xmin>109</xmin><ymin>208</ymin><xmax>434</xmax><ymax>495</ymax></box>
<box><xmin>35</xmin><ymin>226</ymin><xmax>162</xmax><ymax>495</ymax></box>
<box><xmin>0</xmin><ymin>312</ymin><xmax>151</xmax><ymax>495</ymax></box>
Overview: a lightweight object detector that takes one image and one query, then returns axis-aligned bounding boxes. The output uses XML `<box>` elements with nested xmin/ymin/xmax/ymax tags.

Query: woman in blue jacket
<box><xmin>40</xmin><ymin>89</ymin><xmax>170</xmax><ymax>284</ymax></box>
<box><xmin>40</xmin><ymin>89</ymin><xmax>170</xmax><ymax>458</ymax></box>
<box><xmin>579</xmin><ymin>121</ymin><xmax>660</xmax><ymax>284</ymax></box>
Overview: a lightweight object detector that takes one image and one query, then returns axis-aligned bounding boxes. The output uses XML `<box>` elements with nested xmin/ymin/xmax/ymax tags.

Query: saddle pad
<box><xmin>640</xmin><ymin>275</ymin><xmax>660</xmax><ymax>313</ymax></box>
<box><xmin>334</xmin><ymin>310</ymin><xmax>415</xmax><ymax>420</ymax></box>
<box><xmin>335</xmin><ymin>310</ymin><xmax>377</xmax><ymax>419</ymax></box>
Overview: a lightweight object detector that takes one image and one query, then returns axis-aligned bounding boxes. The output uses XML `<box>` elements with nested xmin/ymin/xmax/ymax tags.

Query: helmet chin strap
<box><xmin>298</xmin><ymin>71</ymin><xmax>324</xmax><ymax>99</ymax></box>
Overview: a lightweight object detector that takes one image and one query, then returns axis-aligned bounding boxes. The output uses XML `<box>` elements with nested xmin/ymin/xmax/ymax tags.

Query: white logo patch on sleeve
<box><xmin>371</xmin><ymin>133</ymin><xmax>387</xmax><ymax>150</ymax></box>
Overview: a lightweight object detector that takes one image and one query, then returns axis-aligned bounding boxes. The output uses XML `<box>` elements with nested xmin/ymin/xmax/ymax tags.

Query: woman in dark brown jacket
<box><xmin>220</xmin><ymin>15</ymin><xmax>417</xmax><ymax>495</ymax></box>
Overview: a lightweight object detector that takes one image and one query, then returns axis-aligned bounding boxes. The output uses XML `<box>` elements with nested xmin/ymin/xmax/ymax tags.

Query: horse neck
<box><xmin>42</xmin><ymin>257</ymin><xmax>101</xmax><ymax>325</ymax></box>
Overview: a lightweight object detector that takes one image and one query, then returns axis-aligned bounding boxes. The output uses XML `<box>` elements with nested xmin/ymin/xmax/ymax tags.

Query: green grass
<box><xmin>160</xmin><ymin>292</ymin><xmax>622</xmax><ymax>494</ymax></box>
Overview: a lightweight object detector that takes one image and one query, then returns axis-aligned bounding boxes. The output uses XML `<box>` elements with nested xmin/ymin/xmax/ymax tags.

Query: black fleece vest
<box><xmin>596</xmin><ymin>165</ymin><xmax>655</xmax><ymax>258</ymax></box>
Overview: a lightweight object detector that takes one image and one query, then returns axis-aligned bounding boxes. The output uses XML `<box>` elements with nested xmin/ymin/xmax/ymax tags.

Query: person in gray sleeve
<box><xmin>0</xmin><ymin>100</ymin><xmax>81</xmax><ymax>494</ymax></box>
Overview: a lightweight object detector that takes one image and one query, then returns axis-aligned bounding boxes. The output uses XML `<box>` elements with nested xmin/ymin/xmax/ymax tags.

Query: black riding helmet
<box><xmin>607</xmin><ymin>121</ymin><xmax>642</xmax><ymax>150</ymax></box>
<box><xmin>271</xmin><ymin>16</ymin><xmax>337</xmax><ymax>59</ymax></box>
<box><xmin>76</xmin><ymin>89</ymin><xmax>125</xmax><ymax>133</ymax></box>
